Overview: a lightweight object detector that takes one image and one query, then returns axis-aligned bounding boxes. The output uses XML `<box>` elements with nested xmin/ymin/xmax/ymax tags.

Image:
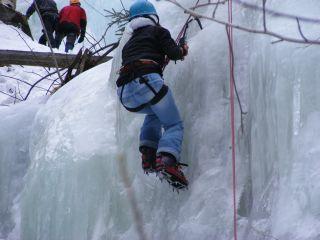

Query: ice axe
<box><xmin>163</xmin><ymin>16</ymin><xmax>203</xmax><ymax>70</ymax></box>
<box><xmin>178</xmin><ymin>17</ymin><xmax>203</xmax><ymax>47</ymax></box>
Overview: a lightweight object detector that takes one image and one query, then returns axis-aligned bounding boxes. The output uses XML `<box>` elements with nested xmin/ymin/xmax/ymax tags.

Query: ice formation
<box><xmin>1</xmin><ymin>0</ymin><xmax>320</xmax><ymax>239</ymax></box>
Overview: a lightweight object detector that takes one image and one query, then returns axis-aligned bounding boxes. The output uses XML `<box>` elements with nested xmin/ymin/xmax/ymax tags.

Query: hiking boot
<box><xmin>155</xmin><ymin>153</ymin><xmax>189</xmax><ymax>189</ymax></box>
<box><xmin>140</xmin><ymin>146</ymin><xmax>157</xmax><ymax>174</ymax></box>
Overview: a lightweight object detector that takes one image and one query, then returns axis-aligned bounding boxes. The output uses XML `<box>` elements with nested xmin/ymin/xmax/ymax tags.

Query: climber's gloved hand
<box><xmin>181</xmin><ymin>44</ymin><xmax>189</xmax><ymax>57</ymax></box>
<box><xmin>78</xmin><ymin>33</ymin><xmax>85</xmax><ymax>43</ymax></box>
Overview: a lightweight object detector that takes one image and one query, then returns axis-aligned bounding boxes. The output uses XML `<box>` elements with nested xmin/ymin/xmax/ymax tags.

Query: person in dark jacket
<box><xmin>117</xmin><ymin>0</ymin><xmax>189</xmax><ymax>189</ymax></box>
<box><xmin>54</xmin><ymin>0</ymin><xmax>87</xmax><ymax>52</ymax></box>
<box><xmin>26</xmin><ymin>0</ymin><xmax>58</xmax><ymax>46</ymax></box>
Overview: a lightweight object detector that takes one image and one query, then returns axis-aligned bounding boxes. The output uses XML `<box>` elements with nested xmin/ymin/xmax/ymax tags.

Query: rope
<box><xmin>227</xmin><ymin>0</ymin><xmax>238</xmax><ymax>240</ymax></box>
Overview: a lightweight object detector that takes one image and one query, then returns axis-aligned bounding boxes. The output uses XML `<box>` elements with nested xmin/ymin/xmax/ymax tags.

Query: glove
<box><xmin>78</xmin><ymin>34</ymin><xmax>85</xmax><ymax>43</ymax></box>
<box><xmin>181</xmin><ymin>44</ymin><xmax>189</xmax><ymax>57</ymax></box>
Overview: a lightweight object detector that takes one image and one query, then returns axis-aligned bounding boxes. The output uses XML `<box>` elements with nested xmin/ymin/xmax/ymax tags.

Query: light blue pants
<box><xmin>117</xmin><ymin>73</ymin><xmax>183</xmax><ymax>160</ymax></box>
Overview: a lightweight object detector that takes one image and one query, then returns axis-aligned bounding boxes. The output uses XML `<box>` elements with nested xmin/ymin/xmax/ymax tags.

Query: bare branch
<box><xmin>0</xmin><ymin>74</ymin><xmax>48</xmax><ymax>91</ymax></box>
<box><xmin>17</xmin><ymin>82</ymin><xmax>24</xmax><ymax>99</ymax></box>
<box><xmin>33</xmin><ymin>1</ymin><xmax>64</xmax><ymax>83</ymax></box>
<box><xmin>165</xmin><ymin>0</ymin><xmax>320</xmax><ymax>45</ymax></box>
<box><xmin>296</xmin><ymin>18</ymin><xmax>308</xmax><ymax>42</ymax></box>
<box><xmin>262</xmin><ymin>0</ymin><xmax>267</xmax><ymax>31</ymax></box>
<box><xmin>0</xmin><ymin>90</ymin><xmax>23</xmax><ymax>101</ymax></box>
<box><xmin>10</xmin><ymin>26</ymin><xmax>51</xmax><ymax>75</ymax></box>
<box><xmin>24</xmin><ymin>69</ymin><xmax>65</xmax><ymax>100</ymax></box>
<box><xmin>225</xmin><ymin>25</ymin><xmax>247</xmax><ymax>132</ymax></box>
<box><xmin>190</xmin><ymin>0</ymin><xmax>227</xmax><ymax>10</ymax></box>
<box><xmin>235</xmin><ymin>0</ymin><xmax>320</xmax><ymax>24</ymax></box>
<box><xmin>212</xmin><ymin>0</ymin><xmax>224</xmax><ymax>18</ymax></box>
<box><xmin>92</xmin><ymin>42</ymin><xmax>119</xmax><ymax>55</ymax></box>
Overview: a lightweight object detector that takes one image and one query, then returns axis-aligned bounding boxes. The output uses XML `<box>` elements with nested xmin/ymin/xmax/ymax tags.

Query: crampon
<box><xmin>156</xmin><ymin>154</ymin><xmax>189</xmax><ymax>191</ymax></box>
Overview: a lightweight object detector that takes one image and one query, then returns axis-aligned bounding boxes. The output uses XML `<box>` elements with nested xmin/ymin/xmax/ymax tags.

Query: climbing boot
<box><xmin>155</xmin><ymin>153</ymin><xmax>188</xmax><ymax>190</ymax></box>
<box><xmin>65</xmin><ymin>42</ymin><xmax>74</xmax><ymax>53</ymax></box>
<box><xmin>140</xmin><ymin>146</ymin><xmax>157</xmax><ymax>174</ymax></box>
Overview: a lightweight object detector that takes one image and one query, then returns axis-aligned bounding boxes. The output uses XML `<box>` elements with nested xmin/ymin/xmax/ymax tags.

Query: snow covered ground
<box><xmin>0</xmin><ymin>22</ymin><xmax>64</xmax><ymax>105</ymax></box>
<box><xmin>1</xmin><ymin>0</ymin><xmax>320</xmax><ymax>240</ymax></box>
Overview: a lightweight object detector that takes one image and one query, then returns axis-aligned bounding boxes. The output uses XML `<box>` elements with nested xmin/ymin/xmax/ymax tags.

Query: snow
<box><xmin>1</xmin><ymin>0</ymin><xmax>320</xmax><ymax>239</ymax></box>
<box><xmin>0</xmin><ymin>21</ymin><xmax>53</xmax><ymax>52</ymax></box>
<box><xmin>0</xmin><ymin>22</ymin><xmax>64</xmax><ymax>105</ymax></box>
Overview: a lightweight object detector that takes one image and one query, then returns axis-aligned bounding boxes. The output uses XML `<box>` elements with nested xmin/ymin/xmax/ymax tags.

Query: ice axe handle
<box><xmin>179</xmin><ymin>37</ymin><xmax>186</xmax><ymax>46</ymax></box>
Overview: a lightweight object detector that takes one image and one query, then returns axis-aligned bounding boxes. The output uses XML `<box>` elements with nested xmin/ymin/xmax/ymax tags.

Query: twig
<box><xmin>95</xmin><ymin>42</ymin><xmax>119</xmax><ymax>64</ymax></box>
<box><xmin>0</xmin><ymin>74</ymin><xmax>48</xmax><ymax>91</ymax></box>
<box><xmin>235</xmin><ymin>0</ymin><xmax>320</xmax><ymax>24</ymax></box>
<box><xmin>165</xmin><ymin>0</ymin><xmax>320</xmax><ymax>45</ymax></box>
<box><xmin>0</xmin><ymin>90</ymin><xmax>22</xmax><ymax>101</ymax></box>
<box><xmin>296</xmin><ymin>18</ymin><xmax>308</xmax><ymax>42</ymax></box>
<box><xmin>45</xmin><ymin>70</ymin><xmax>68</xmax><ymax>95</ymax></box>
<box><xmin>92</xmin><ymin>42</ymin><xmax>119</xmax><ymax>55</ymax></box>
<box><xmin>262</xmin><ymin>0</ymin><xmax>267</xmax><ymax>31</ymax></box>
<box><xmin>212</xmin><ymin>0</ymin><xmax>223</xmax><ymax>18</ymax></box>
<box><xmin>17</xmin><ymin>82</ymin><xmax>24</xmax><ymax>99</ymax></box>
<box><xmin>10</xmin><ymin>26</ymin><xmax>51</xmax><ymax>75</ymax></box>
<box><xmin>190</xmin><ymin>0</ymin><xmax>227</xmax><ymax>10</ymax></box>
<box><xmin>24</xmin><ymin>69</ymin><xmax>65</xmax><ymax>100</ymax></box>
<box><xmin>33</xmin><ymin>1</ymin><xmax>64</xmax><ymax>83</ymax></box>
<box><xmin>14</xmin><ymin>87</ymin><xmax>17</xmax><ymax>104</ymax></box>
<box><xmin>225</xmin><ymin>25</ymin><xmax>247</xmax><ymax>133</ymax></box>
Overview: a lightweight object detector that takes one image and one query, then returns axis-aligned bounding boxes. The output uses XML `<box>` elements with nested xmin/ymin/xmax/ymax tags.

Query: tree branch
<box><xmin>165</xmin><ymin>0</ymin><xmax>320</xmax><ymax>45</ymax></box>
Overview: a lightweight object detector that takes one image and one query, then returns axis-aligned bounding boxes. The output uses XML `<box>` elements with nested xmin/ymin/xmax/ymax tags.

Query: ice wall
<box><xmin>242</xmin><ymin>1</ymin><xmax>320</xmax><ymax>239</ymax></box>
<box><xmin>2</xmin><ymin>0</ymin><xmax>320</xmax><ymax>239</ymax></box>
<box><xmin>18</xmin><ymin>0</ymin><xmax>250</xmax><ymax>239</ymax></box>
<box><xmin>0</xmin><ymin>98</ymin><xmax>45</xmax><ymax>240</ymax></box>
<box><xmin>20</xmin><ymin>62</ymin><xmax>119</xmax><ymax>240</ymax></box>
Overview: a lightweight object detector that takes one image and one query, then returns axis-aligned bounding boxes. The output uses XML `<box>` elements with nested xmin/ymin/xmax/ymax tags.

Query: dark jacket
<box><xmin>118</xmin><ymin>25</ymin><xmax>184</xmax><ymax>86</ymax></box>
<box><xmin>122</xmin><ymin>25</ymin><xmax>183</xmax><ymax>68</ymax></box>
<box><xmin>58</xmin><ymin>4</ymin><xmax>87</xmax><ymax>35</ymax></box>
<box><xmin>26</xmin><ymin>0</ymin><xmax>58</xmax><ymax>18</ymax></box>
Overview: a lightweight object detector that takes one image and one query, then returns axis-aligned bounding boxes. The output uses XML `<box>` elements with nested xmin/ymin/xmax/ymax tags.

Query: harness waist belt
<box><xmin>116</xmin><ymin>60</ymin><xmax>162</xmax><ymax>87</ymax></box>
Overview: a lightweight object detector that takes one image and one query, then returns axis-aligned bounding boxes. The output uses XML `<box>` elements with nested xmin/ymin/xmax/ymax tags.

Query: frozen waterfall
<box><xmin>1</xmin><ymin>0</ymin><xmax>320</xmax><ymax>239</ymax></box>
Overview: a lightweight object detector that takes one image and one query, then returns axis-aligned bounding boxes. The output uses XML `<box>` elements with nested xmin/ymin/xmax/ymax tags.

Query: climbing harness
<box><xmin>227</xmin><ymin>0</ymin><xmax>238</xmax><ymax>240</ymax></box>
<box><xmin>118</xmin><ymin>60</ymin><xmax>168</xmax><ymax>112</ymax></box>
<box><xmin>119</xmin><ymin>77</ymin><xmax>168</xmax><ymax>112</ymax></box>
<box><xmin>118</xmin><ymin>0</ymin><xmax>203</xmax><ymax>112</ymax></box>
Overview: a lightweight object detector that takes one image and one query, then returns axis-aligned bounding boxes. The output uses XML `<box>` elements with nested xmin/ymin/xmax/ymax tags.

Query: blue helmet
<box><xmin>129</xmin><ymin>0</ymin><xmax>158</xmax><ymax>21</ymax></box>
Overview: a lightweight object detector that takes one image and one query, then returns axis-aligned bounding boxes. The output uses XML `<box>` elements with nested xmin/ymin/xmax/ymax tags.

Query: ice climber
<box><xmin>54</xmin><ymin>0</ymin><xmax>87</xmax><ymax>52</ymax></box>
<box><xmin>117</xmin><ymin>0</ymin><xmax>189</xmax><ymax>189</ymax></box>
<box><xmin>26</xmin><ymin>0</ymin><xmax>58</xmax><ymax>46</ymax></box>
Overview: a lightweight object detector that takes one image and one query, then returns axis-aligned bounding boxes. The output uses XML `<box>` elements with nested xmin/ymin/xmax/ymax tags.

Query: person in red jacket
<box><xmin>54</xmin><ymin>0</ymin><xmax>87</xmax><ymax>52</ymax></box>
